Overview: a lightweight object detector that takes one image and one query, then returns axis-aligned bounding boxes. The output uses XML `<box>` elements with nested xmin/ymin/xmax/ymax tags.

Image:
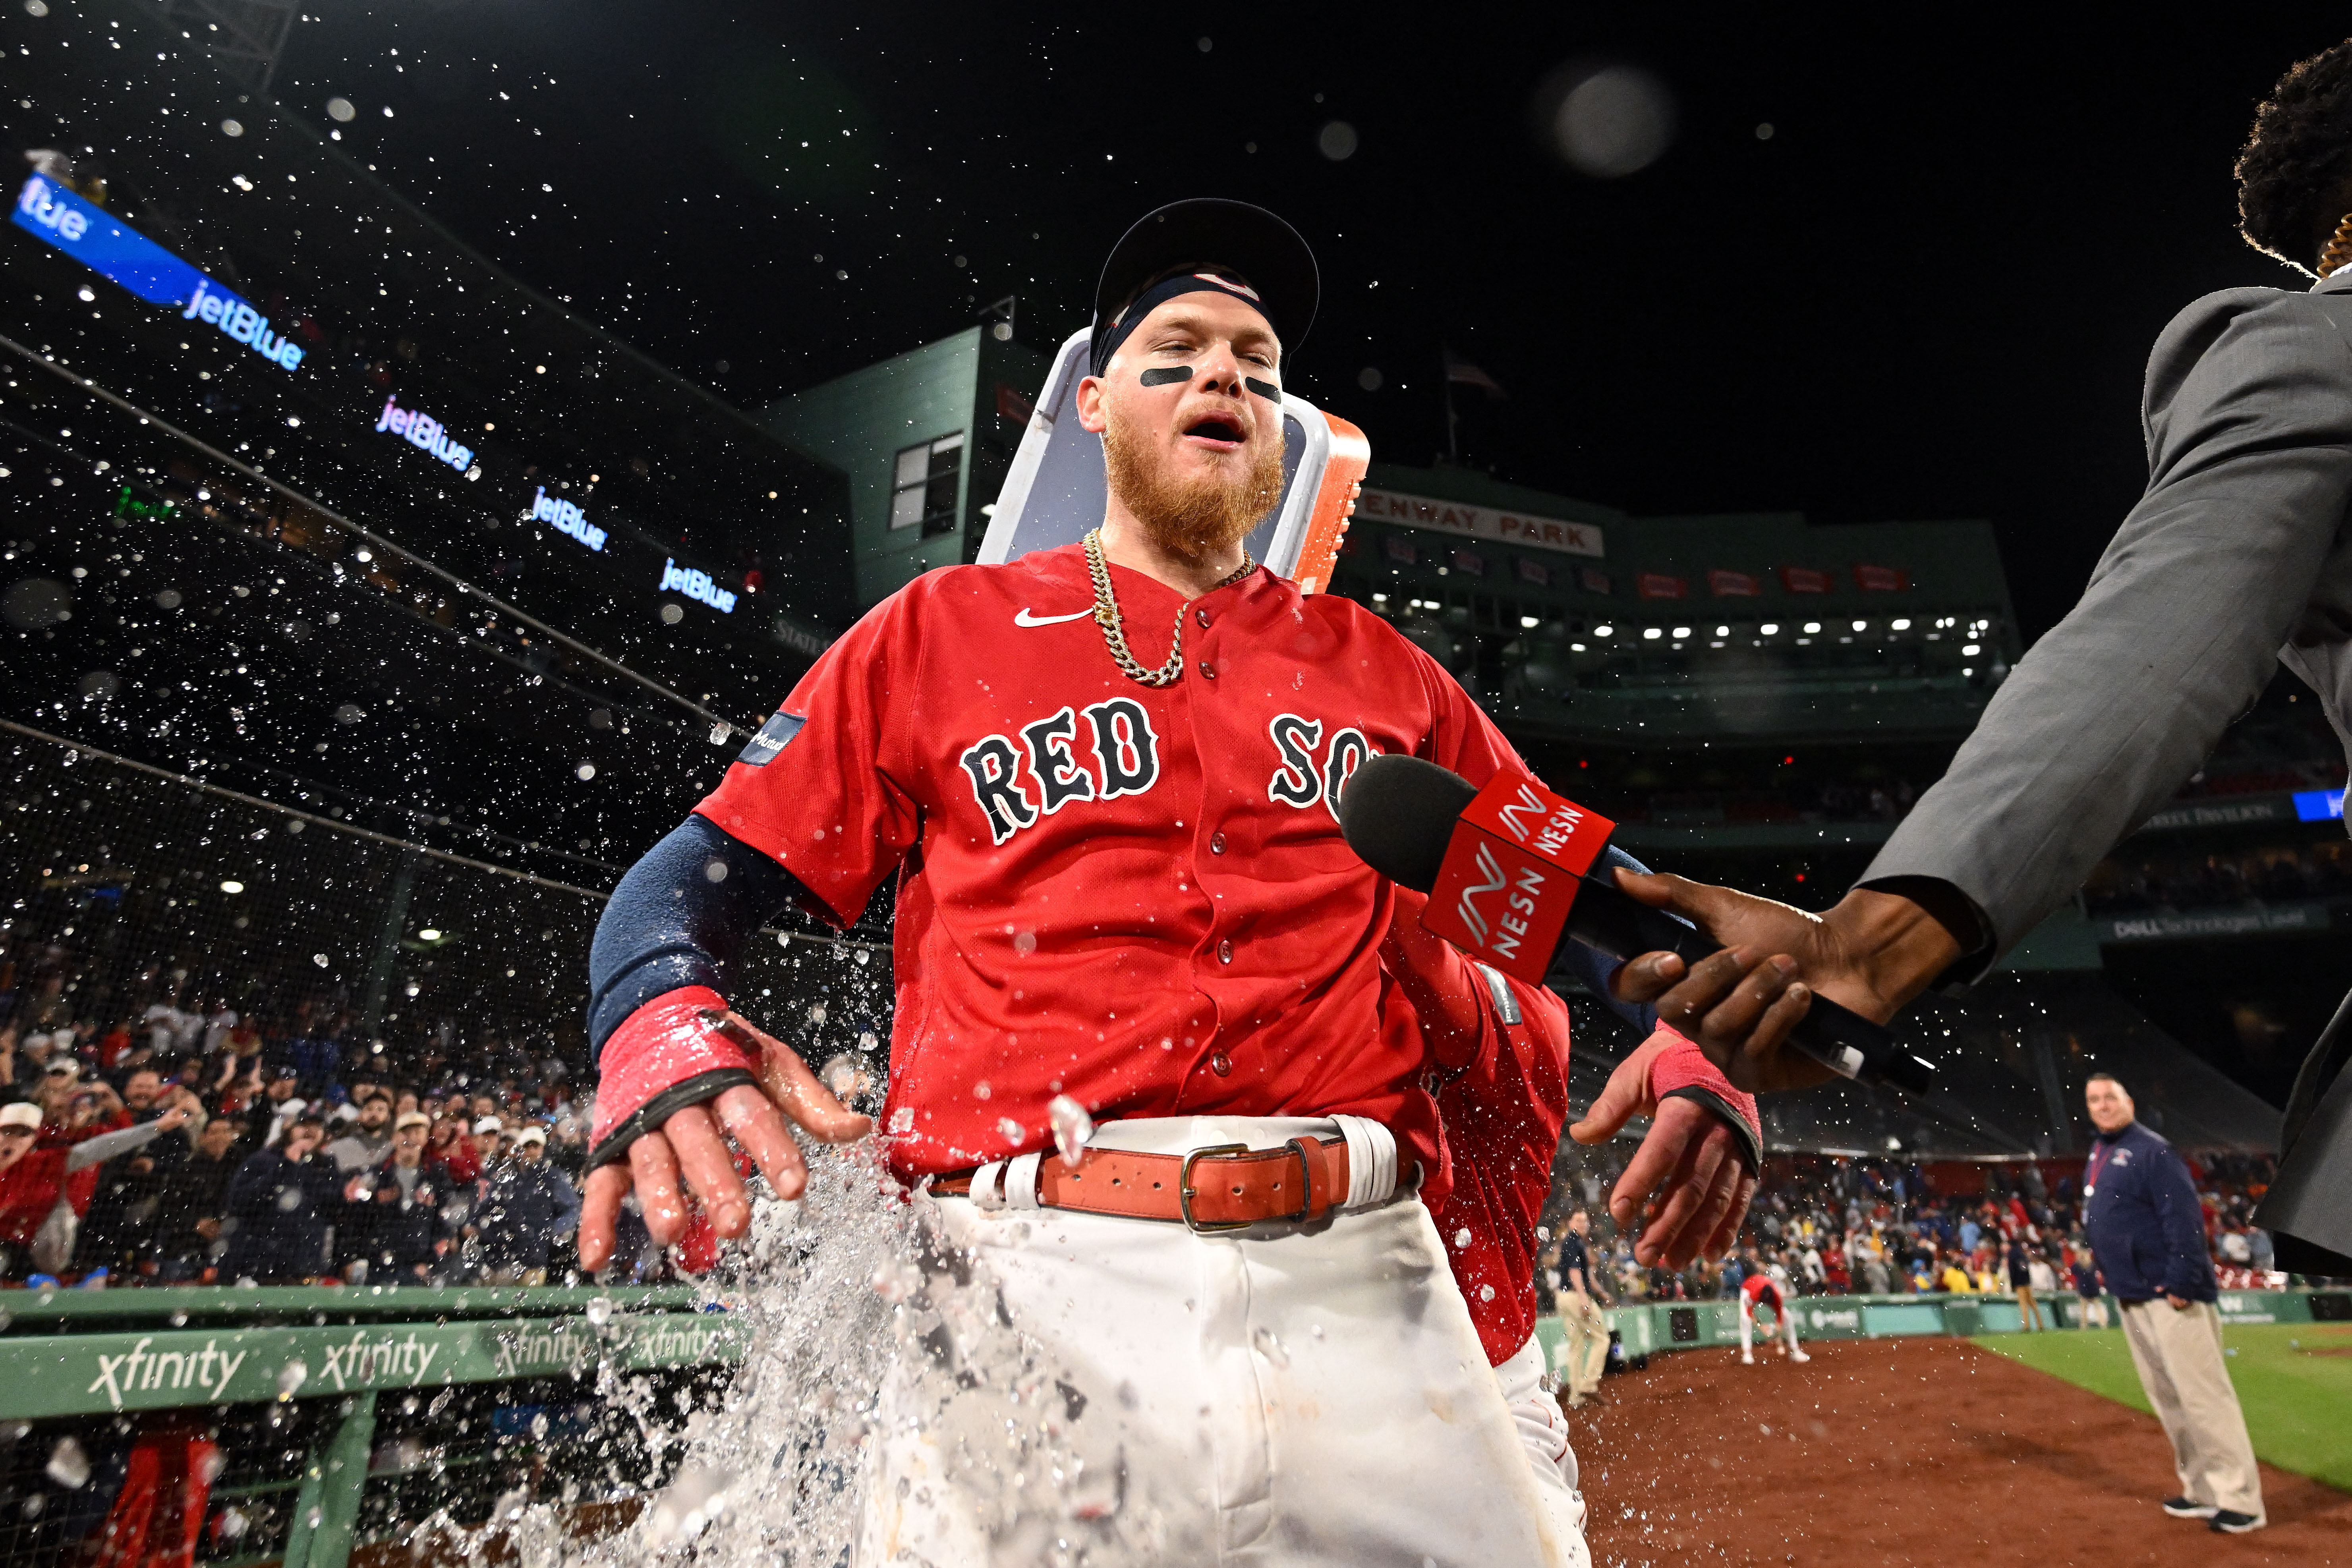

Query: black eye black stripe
<box><xmin>1245</xmin><ymin>377</ymin><xmax>1280</xmax><ymax>401</ymax></box>
<box><xmin>1138</xmin><ymin>366</ymin><xmax>1193</xmax><ymax>387</ymax></box>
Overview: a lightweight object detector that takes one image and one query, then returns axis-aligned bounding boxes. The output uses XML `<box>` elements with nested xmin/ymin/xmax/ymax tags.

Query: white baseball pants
<box><xmin>860</xmin><ymin>1116</ymin><xmax>1589</xmax><ymax>1568</ymax></box>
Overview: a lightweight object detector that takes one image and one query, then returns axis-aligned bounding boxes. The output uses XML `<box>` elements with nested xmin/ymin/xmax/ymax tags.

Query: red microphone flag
<box><xmin>1420</xmin><ymin>767</ymin><xmax>1617</xmax><ymax>983</ymax></box>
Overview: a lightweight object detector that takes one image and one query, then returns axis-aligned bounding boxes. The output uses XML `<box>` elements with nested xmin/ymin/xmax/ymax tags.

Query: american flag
<box><xmin>1443</xmin><ymin>349</ymin><xmax>1506</xmax><ymax>399</ymax></box>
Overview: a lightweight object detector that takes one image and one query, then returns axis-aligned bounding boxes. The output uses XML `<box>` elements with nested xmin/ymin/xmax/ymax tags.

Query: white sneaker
<box><xmin>1740</xmin><ymin>1352</ymin><xmax>1755</xmax><ymax>1364</ymax></box>
<box><xmin>1790</xmin><ymin>1350</ymin><xmax>1812</xmax><ymax>1363</ymax></box>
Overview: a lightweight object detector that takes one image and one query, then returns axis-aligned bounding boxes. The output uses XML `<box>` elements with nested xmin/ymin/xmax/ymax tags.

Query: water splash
<box><xmin>1047</xmin><ymin>1094</ymin><xmax>1094</xmax><ymax>1164</ymax></box>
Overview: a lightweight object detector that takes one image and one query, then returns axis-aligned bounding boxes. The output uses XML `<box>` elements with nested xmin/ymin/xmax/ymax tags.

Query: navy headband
<box><xmin>1090</xmin><ymin>270</ymin><xmax>1274</xmax><ymax>378</ymax></box>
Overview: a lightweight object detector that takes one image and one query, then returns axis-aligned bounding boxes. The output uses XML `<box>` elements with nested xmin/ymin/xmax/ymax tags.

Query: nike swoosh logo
<box><xmin>1014</xmin><ymin>607</ymin><xmax>1094</xmax><ymax>627</ymax></box>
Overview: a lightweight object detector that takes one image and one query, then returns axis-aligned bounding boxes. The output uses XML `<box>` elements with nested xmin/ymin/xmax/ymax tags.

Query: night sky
<box><xmin>272</xmin><ymin>6</ymin><xmax>2352</xmax><ymax>639</ymax></box>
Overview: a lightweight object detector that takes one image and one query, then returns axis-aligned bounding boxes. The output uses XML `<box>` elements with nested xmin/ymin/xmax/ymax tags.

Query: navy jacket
<box><xmin>2081</xmin><ymin>1121</ymin><xmax>2216</xmax><ymax>1304</ymax></box>
<box><xmin>218</xmin><ymin>1147</ymin><xmax>342</xmax><ymax>1284</ymax></box>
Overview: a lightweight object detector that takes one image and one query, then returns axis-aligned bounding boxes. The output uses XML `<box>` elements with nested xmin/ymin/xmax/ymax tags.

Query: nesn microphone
<box><xmin>1337</xmin><ymin>753</ymin><xmax>1935</xmax><ymax>1095</ymax></box>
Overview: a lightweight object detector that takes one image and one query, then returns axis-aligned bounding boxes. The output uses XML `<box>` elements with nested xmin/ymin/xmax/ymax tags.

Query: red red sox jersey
<box><xmin>1741</xmin><ymin>1272</ymin><xmax>1785</xmax><ymax>1311</ymax></box>
<box><xmin>1421</xmin><ymin>958</ymin><xmax>1575</xmax><ymax>1365</ymax></box>
<box><xmin>695</xmin><ymin>542</ymin><xmax>1526</xmax><ymax>1197</ymax></box>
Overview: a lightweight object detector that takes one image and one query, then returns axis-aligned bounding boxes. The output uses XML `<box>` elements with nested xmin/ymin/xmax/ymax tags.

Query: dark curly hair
<box><xmin>2238</xmin><ymin>40</ymin><xmax>2352</xmax><ymax>274</ymax></box>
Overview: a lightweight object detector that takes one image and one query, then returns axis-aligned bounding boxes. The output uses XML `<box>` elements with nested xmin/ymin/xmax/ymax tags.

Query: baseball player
<box><xmin>1381</xmin><ymin>886</ymin><xmax>1760</xmax><ymax>1507</ymax></box>
<box><xmin>577</xmin><ymin>198</ymin><xmax>1816</xmax><ymax>1565</ymax></box>
<box><xmin>1739</xmin><ymin>1262</ymin><xmax>1811</xmax><ymax>1364</ymax></box>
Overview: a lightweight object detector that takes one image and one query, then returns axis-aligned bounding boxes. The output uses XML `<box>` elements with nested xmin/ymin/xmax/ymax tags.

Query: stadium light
<box><xmin>1593</xmin><ymin>624</ymin><xmax>1614</xmax><ymax>637</ymax></box>
<box><xmin>1802</xmin><ymin>621</ymin><xmax>1822</xmax><ymax>634</ymax></box>
<box><xmin>1891</xmin><ymin>618</ymin><xmax>1911</xmax><ymax>630</ymax></box>
<box><xmin>219</xmin><ymin>880</ymin><xmax>243</xmax><ymax>894</ymax></box>
<box><xmin>1671</xmin><ymin>626</ymin><xmax>1691</xmax><ymax>639</ymax></box>
<box><xmin>1642</xmin><ymin>627</ymin><xmax>1662</xmax><ymax>640</ymax></box>
<box><xmin>1760</xmin><ymin>623</ymin><xmax>1779</xmax><ymax>635</ymax></box>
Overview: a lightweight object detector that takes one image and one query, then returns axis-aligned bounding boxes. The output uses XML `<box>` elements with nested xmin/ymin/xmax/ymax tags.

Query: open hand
<box><xmin>1568</xmin><ymin>1032</ymin><xmax>1756</xmax><ymax>1269</ymax></box>
<box><xmin>577</xmin><ymin>1010</ymin><xmax>872</xmax><ymax>1273</ymax></box>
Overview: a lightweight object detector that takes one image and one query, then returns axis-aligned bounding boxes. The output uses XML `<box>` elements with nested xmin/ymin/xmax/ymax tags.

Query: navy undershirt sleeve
<box><xmin>586</xmin><ymin>814</ymin><xmax>807</xmax><ymax>1066</ymax></box>
<box><xmin>1550</xmin><ymin>844</ymin><xmax>1668</xmax><ymax>1038</ymax></box>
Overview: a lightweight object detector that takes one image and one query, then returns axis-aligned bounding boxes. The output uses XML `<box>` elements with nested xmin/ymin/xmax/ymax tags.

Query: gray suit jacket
<box><xmin>1867</xmin><ymin>272</ymin><xmax>2352</xmax><ymax>969</ymax></box>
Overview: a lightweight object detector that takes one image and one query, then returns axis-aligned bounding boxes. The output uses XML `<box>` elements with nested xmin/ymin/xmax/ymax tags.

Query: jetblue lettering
<box><xmin>530</xmin><ymin>487</ymin><xmax>606</xmax><ymax>552</ymax></box>
<box><xmin>659</xmin><ymin>559</ymin><xmax>738</xmax><ymax>614</ymax></box>
<box><xmin>182</xmin><ymin>276</ymin><xmax>304</xmax><ymax>371</ymax></box>
<box><xmin>14</xmin><ymin>174</ymin><xmax>305</xmax><ymax>373</ymax></box>
<box><xmin>376</xmin><ymin>397</ymin><xmax>476</xmax><ymax>475</ymax></box>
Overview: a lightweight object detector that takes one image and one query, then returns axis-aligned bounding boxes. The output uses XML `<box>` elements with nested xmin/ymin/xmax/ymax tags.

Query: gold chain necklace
<box><xmin>1082</xmin><ymin>529</ymin><xmax>1254</xmax><ymax>687</ymax></box>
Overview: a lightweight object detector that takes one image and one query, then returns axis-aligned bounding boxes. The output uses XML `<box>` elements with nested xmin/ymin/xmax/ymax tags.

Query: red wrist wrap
<box><xmin>588</xmin><ymin>986</ymin><xmax>757</xmax><ymax>1171</ymax></box>
<box><xmin>1645</xmin><ymin>1028</ymin><xmax>1763</xmax><ymax>1174</ymax></box>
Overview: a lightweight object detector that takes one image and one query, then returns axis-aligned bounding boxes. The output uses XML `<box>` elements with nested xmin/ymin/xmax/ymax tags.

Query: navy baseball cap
<box><xmin>1091</xmin><ymin>199</ymin><xmax>1319</xmax><ymax>377</ymax></box>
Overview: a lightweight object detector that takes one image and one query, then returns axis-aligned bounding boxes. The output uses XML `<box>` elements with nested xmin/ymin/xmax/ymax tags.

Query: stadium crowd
<box><xmin>0</xmin><ymin>937</ymin><xmax>2298</xmax><ymax>1302</ymax></box>
<box><xmin>0</xmin><ymin>955</ymin><xmax>603</xmax><ymax>1288</ymax></box>
<box><xmin>1547</xmin><ymin>1150</ymin><xmax>2289</xmax><ymax>1313</ymax></box>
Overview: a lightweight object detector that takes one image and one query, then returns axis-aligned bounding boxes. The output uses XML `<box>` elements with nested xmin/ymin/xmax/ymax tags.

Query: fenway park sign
<box><xmin>1355</xmin><ymin>487</ymin><xmax>1606</xmax><ymax>559</ymax></box>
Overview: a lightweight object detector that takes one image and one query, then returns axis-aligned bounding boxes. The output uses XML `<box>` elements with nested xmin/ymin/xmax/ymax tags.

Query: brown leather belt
<box><xmin>932</xmin><ymin>1137</ymin><xmax>1353</xmax><ymax>1232</ymax></box>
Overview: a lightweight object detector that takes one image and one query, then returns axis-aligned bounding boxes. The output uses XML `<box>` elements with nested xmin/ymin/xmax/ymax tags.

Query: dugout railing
<box><xmin>0</xmin><ymin>1285</ymin><xmax>744</xmax><ymax>1568</ymax></box>
<box><xmin>1540</xmin><ymin>1286</ymin><xmax>2352</xmax><ymax>1368</ymax></box>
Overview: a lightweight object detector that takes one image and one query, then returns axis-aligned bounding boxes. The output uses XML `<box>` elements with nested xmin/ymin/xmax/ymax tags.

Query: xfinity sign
<box><xmin>15</xmin><ymin>175</ymin><xmax>303</xmax><ymax>372</ymax></box>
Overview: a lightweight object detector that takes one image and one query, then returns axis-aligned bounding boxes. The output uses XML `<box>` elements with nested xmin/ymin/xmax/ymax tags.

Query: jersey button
<box><xmin>1210</xmin><ymin>1051</ymin><xmax>1232</xmax><ymax>1077</ymax></box>
<box><xmin>1195</xmin><ymin>607</ymin><xmax>1212</xmax><ymax>629</ymax></box>
<box><xmin>1217</xmin><ymin>938</ymin><xmax>1234</xmax><ymax>964</ymax></box>
<box><xmin>1210</xmin><ymin>831</ymin><xmax>1227</xmax><ymax>855</ymax></box>
<box><xmin>1198</xmin><ymin>660</ymin><xmax>1216</xmax><ymax>680</ymax></box>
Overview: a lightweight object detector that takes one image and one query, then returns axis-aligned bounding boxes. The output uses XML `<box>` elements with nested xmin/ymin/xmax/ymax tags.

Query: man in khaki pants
<box><xmin>1554</xmin><ymin>1209</ymin><xmax>1612</xmax><ymax>1407</ymax></box>
<box><xmin>2081</xmin><ymin>1074</ymin><xmax>2264</xmax><ymax>1533</ymax></box>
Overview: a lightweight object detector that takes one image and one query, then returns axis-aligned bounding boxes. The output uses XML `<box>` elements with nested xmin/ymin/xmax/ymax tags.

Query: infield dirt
<box><xmin>1567</xmin><ymin>1335</ymin><xmax>2350</xmax><ymax>1566</ymax></box>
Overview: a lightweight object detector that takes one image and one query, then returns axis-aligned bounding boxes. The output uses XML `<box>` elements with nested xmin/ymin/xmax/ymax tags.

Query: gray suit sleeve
<box><xmin>1865</xmin><ymin>288</ymin><xmax>2352</xmax><ymax>967</ymax></box>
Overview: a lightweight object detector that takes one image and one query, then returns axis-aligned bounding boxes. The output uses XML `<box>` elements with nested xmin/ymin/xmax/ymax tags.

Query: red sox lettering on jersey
<box><xmin>693</xmin><ymin>542</ymin><xmax>1529</xmax><ymax>1196</ymax></box>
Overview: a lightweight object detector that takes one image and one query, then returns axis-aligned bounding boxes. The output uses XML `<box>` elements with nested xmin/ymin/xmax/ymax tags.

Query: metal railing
<box><xmin>0</xmin><ymin>1286</ymin><xmax>744</xmax><ymax>1568</ymax></box>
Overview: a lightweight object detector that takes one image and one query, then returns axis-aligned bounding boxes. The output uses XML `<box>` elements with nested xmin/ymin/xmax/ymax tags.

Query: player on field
<box><xmin>576</xmin><ymin>198</ymin><xmax>1814</xmax><ymax>1564</ymax></box>
<box><xmin>1740</xmin><ymin>1263</ymin><xmax>1811</xmax><ymax>1364</ymax></box>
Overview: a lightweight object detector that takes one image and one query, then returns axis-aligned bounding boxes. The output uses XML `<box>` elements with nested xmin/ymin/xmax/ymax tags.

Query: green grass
<box><xmin>1977</xmin><ymin>1323</ymin><xmax>2352</xmax><ymax>1493</ymax></box>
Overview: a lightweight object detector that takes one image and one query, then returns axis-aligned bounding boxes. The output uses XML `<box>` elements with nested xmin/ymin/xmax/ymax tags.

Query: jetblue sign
<box><xmin>14</xmin><ymin>175</ymin><xmax>304</xmax><ymax>372</ymax></box>
<box><xmin>530</xmin><ymin>487</ymin><xmax>605</xmax><ymax>552</ymax></box>
<box><xmin>374</xmin><ymin>397</ymin><xmax>476</xmax><ymax>476</ymax></box>
<box><xmin>660</xmin><ymin>559</ymin><xmax>737</xmax><ymax>614</ymax></box>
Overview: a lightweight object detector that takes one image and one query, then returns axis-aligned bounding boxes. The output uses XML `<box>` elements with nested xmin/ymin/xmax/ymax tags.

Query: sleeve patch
<box><xmin>738</xmin><ymin>711</ymin><xmax>807</xmax><ymax>767</ymax></box>
<box><xmin>1473</xmin><ymin>962</ymin><xmax>1523</xmax><ymax>1025</ymax></box>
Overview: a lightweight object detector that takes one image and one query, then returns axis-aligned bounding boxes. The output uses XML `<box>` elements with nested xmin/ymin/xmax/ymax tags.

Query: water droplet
<box><xmin>995</xmin><ymin>1118</ymin><xmax>1024</xmax><ymax>1142</ymax></box>
<box><xmin>820</xmin><ymin>1055</ymin><xmax>864</xmax><ymax>1099</ymax></box>
<box><xmin>1048</xmin><ymin>1095</ymin><xmax>1094</xmax><ymax>1164</ymax></box>
<box><xmin>1479</xmin><ymin>1284</ymin><xmax>1496</xmax><ymax>1301</ymax></box>
<box><xmin>45</xmin><ymin>1437</ymin><xmax>90</xmax><ymax>1489</ymax></box>
<box><xmin>277</xmin><ymin>1360</ymin><xmax>309</xmax><ymax>1398</ymax></box>
<box><xmin>887</xmin><ymin>1106</ymin><xmax>915</xmax><ymax>1134</ymax></box>
<box><xmin>585</xmin><ymin>1297</ymin><xmax>612</xmax><ymax>1326</ymax></box>
<box><xmin>972</xmin><ymin>1081</ymin><xmax>991</xmax><ymax>1101</ymax></box>
<box><xmin>1453</xmin><ymin>1228</ymin><xmax>1472</xmax><ymax>1249</ymax></box>
<box><xmin>1252</xmin><ymin>1327</ymin><xmax>1289</xmax><ymax>1367</ymax></box>
<box><xmin>312</xmin><ymin>952</ymin><xmax>329</xmax><ymax>968</ymax></box>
